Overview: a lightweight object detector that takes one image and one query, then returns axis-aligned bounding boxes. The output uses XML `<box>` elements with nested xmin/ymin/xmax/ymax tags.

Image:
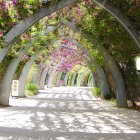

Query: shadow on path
<box><xmin>0</xmin><ymin>87</ymin><xmax>139</xmax><ymax>140</ymax></box>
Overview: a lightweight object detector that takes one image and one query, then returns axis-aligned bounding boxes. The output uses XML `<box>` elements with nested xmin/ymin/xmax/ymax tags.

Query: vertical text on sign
<box><xmin>12</xmin><ymin>80</ymin><xmax>19</xmax><ymax>97</ymax></box>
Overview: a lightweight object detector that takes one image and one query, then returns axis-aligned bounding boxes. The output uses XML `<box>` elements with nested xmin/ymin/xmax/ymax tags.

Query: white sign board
<box><xmin>136</xmin><ymin>57</ymin><xmax>140</xmax><ymax>70</ymax></box>
<box><xmin>44</xmin><ymin>85</ymin><xmax>48</xmax><ymax>89</ymax></box>
<box><xmin>12</xmin><ymin>80</ymin><xmax>19</xmax><ymax>97</ymax></box>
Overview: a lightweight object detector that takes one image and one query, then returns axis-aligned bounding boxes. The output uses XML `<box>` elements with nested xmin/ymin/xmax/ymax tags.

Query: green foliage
<box><xmin>61</xmin><ymin>71</ymin><xmax>66</xmax><ymax>80</ymax></box>
<box><xmin>0</xmin><ymin>0</ymin><xmax>140</xmax><ymax>104</ymax></box>
<box><xmin>91</xmin><ymin>87</ymin><xmax>101</xmax><ymax>97</ymax></box>
<box><xmin>53</xmin><ymin>72</ymin><xmax>59</xmax><ymax>85</ymax></box>
<box><xmin>14</xmin><ymin>60</ymin><xmax>27</xmax><ymax>80</ymax></box>
<box><xmin>26</xmin><ymin>83</ymin><xmax>38</xmax><ymax>96</ymax></box>
<box><xmin>68</xmin><ymin>72</ymin><xmax>74</xmax><ymax>86</ymax></box>
<box><xmin>109</xmin><ymin>98</ymin><xmax>116</xmax><ymax>103</ymax></box>
<box><xmin>81</xmin><ymin>70</ymin><xmax>90</xmax><ymax>86</ymax></box>
<box><xmin>67</xmin><ymin>65</ymin><xmax>83</xmax><ymax>86</ymax></box>
<box><xmin>121</xmin><ymin>59</ymin><xmax>140</xmax><ymax>101</ymax></box>
<box><xmin>61</xmin><ymin>1</ymin><xmax>140</xmax><ymax>102</ymax></box>
<box><xmin>26</xmin><ymin>63</ymin><xmax>40</xmax><ymax>83</ymax></box>
<box><xmin>0</xmin><ymin>55</ymin><xmax>13</xmax><ymax>83</ymax></box>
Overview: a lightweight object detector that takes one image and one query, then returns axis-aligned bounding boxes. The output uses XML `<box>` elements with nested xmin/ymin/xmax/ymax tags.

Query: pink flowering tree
<box><xmin>50</xmin><ymin>38</ymin><xmax>87</xmax><ymax>72</ymax></box>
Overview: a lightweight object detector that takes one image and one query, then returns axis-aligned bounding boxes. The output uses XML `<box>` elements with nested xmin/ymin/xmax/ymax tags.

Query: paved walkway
<box><xmin>0</xmin><ymin>87</ymin><xmax>140</xmax><ymax>140</ymax></box>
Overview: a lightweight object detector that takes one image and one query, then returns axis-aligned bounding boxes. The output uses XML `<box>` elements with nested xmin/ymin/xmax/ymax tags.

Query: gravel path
<box><xmin>0</xmin><ymin>87</ymin><xmax>140</xmax><ymax>140</ymax></box>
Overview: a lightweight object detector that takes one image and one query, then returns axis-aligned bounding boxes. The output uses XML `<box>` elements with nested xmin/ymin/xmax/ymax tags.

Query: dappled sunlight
<box><xmin>0</xmin><ymin>87</ymin><xmax>140</xmax><ymax>139</ymax></box>
<box><xmin>0</xmin><ymin>0</ymin><xmax>140</xmax><ymax>139</ymax></box>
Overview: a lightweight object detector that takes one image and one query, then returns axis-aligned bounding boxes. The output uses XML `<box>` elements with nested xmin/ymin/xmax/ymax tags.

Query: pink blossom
<box><xmin>42</xmin><ymin>64</ymin><xmax>47</xmax><ymax>68</ymax></box>
<box><xmin>8</xmin><ymin>3</ymin><xmax>11</xmax><ymax>7</ymax></box>
<box><xmin>11</xmin><ymin>0</ymin><xmax>16</xmax><ymax>5</ymax></box>
<box><xmin>22</xmin><ymin>33</ymin><xmax>30</xmax><ymax>40</ymax></box>
<box><xmin>13</xmin><ymin>22</ymin><xmax>17</xmax><ymax>26</ymax></box>
<box><xmin>0</xmin><ymin>29</ymin><xmax>3</xmax><ymax>37</ymax></box>
<box><xmin>75</xmin><ymin>6</ymin><xmax>83</xmax><ymax>15</ymax></box>
<box><xmin>14</xmin><ymin>14</ymin><xmax>19</xmax><ymax>19</ymax></box>
<box><xmin>23</xmin><ymin>54</ymin><xmax>29</xmax><ymax>60</ymax></box>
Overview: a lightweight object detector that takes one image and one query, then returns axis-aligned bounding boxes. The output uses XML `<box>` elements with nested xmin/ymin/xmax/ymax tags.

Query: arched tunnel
<box><xmin>0</xmin><ymin>0</ymin><xmax>140</xmax><ymax>139</ymax></box>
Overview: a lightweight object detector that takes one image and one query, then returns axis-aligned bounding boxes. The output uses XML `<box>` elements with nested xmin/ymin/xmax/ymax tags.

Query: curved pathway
<box><xmin>0</xmin><ymin>87</ymin><xmax>140</xmax><ymax>140</ymax></box>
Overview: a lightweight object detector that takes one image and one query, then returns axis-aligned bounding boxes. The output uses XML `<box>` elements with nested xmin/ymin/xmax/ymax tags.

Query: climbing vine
<box><xmin>0</xmin><ymin>0</ymin><xmax>140</xmax><ymax>106</ymax></box>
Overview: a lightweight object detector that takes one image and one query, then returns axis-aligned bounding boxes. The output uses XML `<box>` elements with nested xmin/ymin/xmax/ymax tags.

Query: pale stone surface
<box><xmin>0</xmin><ymin>87</ymin><xmax>140</xmax><ymax>140</ymax></box>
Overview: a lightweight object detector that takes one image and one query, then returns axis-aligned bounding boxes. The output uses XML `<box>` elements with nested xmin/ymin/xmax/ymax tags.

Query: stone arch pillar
<box><xmin>18</xmin><ymin>45</ymin><xmax>64</xmax><ymax>98</ymax></box>
<box><xmin>0</xmin><ymin>44</ymin><xmax>32</xmax><ymax>105</ymax></box>
<box><xmin>38</xmin><ymin>57</ymin><xmax>58</xmax><ymax>89</ymax></box>
<box><xmin>88</xmin><ymin>73</ymin><xmax>93</xmax><ymax>87</ymax></box>
<box><xmin>64</xmin><ymin>71</ymin><xmax>71</xmax><ymax>86</ymax></box>
<box><xmin>77</xmin><ymin>69</ymin><xmax>87</xmax><ymax>86</ymax></box>
<box><xmin>2</xmin><ymin>19</ymin><xmax>128</xmax><ymax>106</ymax></box>
<box><xmin>18</xmin><ymin>53</ymin><xmax>41</xmax><ymax>97</ymax></box>
<box><xmin>67</xmin><ymin>37</ymin><xmax>110</xmax><ymax>99</ymax></box>
<box><xmin>1</xmin><ymin>24</ymin><xmax>61</xmax><ymax>62</ymax></box>
<box><xmin>40</xmin><ymin>44</ymin><xmax>108</xmax><ymax>94</ymax></box>
<box><xmin>4</xmin><ymin>1</ymin><xmax>140</xmax><ymax>50</ymax></box>
<box><xmin>87</xmin><ymin>73</ymin><xmax>95</xmax><ymax>87</ymax></box>
<box><xmin>0</xmin><ymin>39</ymin><xmax>56</xmax><ymax>105</ymax></box>
<box><xmin>48</xmin><ymin>60</ymin><xmax>64</xmax><ymax>88</ymax></box>
<box><xmin>89</xmin><ymin>78</ymin><xmax>94</xmax><ymax>87</ymax></box>
<box><xmin>71</xmin><ymin>72</ymin><xmax>77</xmax><ymax>86</ymax></box>
<box><xmin>56</xmin><ymin>71</ymin><xmax>63</xmax><ymax>87</ymax></box>
<box><xmin>68</xmin><ymin>38</ymin><xmax>127</xmax><ymax>107</ymax></box>
<box><xmin>62</xmin><ymin>42</ymin><xmax>110</xmax><ymax>98</ymax></box>
<box><xmin>1</xmin><ymin>2</ymin><xmax>139</xmax><ymax>107</ymax></box>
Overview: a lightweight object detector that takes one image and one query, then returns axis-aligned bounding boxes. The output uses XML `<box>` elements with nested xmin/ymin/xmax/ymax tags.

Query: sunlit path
<box><xmin>0</xmin><ymin>87</ymin><xmax>140</xmax><ymax>140</ymax></box>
